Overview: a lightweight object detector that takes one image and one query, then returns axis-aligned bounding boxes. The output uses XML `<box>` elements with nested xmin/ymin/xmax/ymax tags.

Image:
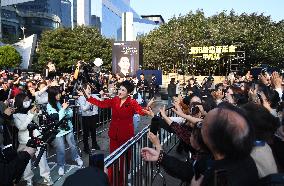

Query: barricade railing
<box><xmin>73</xmin><ymin>106</ymin><xmax>111</xmax><ymax>143</ymax></box>
<box><xmin>104</xmin><ymin>107</ymin><xmax>179</xmax><ymax>186</ymax></box>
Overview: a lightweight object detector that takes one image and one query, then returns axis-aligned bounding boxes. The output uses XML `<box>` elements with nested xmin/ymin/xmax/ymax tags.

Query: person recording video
<box><xmin>0</xmin><ymin>97</ymin><xmax>36</xmax><ymax>186</ymax></box>
<box><xmin>13</xmin><ymin>93</ymin><xmax>53</xmax><ymax>186</ymax></box>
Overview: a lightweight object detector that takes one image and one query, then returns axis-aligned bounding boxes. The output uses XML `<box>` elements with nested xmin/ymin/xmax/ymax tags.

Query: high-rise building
<box><xmin>61</xmin><ymin>0</ymin><xmax>72</xmax><ymax>27</ymax></box>
<box><xmin>77</xmin><ymin>0</ymin><xmax>91</xmax><ymax>26</ymax></box>
<box><xmin>122</xmin><ymin>12</ymin><xmax>133</xmax><ymax>41</ymax></box>
<box><xmin>1</xmin><ymin>0</ymin><xmax>163</xmax><ymax>41</ymax></box>
<box><xmin>1</xmin><ymin>0</ymin><xmax>35</xmax><ymax>38</ymax></box>
<box><xmin>91</xmin><ymin>0</ymin><xmax>163</xmax><ymax>40</ymax></box>
<box><xmin>15</xmin><ymin>0</ymin><xmax>61</xmax><ymax>36</ymax></box>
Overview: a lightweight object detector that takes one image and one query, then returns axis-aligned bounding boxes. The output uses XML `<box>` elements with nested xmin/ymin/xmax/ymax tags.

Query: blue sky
<box><xmin>131</xmin><ymin>0</ymin><xmax>284</xmax><ymax>22</ymax></box>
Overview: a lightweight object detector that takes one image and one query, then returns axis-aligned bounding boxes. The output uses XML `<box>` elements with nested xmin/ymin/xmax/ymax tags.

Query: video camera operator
<box><xmin>13</xmin><ymin>93</ymin><xmax>53</xmax><ymax>186</ymax></box>
<box><xmin>0</xmin><ymin>96</ymin><xmax>36</xmax><ymax>186</ymax></box>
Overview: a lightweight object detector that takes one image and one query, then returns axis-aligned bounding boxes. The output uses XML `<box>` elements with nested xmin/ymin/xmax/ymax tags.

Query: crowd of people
<box><xmin>1</xmin><ymin>63</ymin><xmax>284</xmax><ymax>186</ymax></box>
<box><xmin>0</xmin><ymin>62</ymin><xmax>158</xmax><ymax>186</ymax></box>
<box><xmin>142</xmin><ymin>70</ymin><xmax>284</xmax><ymax>185</ymax></box>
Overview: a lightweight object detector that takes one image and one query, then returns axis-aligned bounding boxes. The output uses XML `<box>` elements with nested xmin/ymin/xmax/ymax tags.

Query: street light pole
<box><xmin>21</xmin><ymin>26</ymin><xmax>26</xmax><ymax>39</ymax></box>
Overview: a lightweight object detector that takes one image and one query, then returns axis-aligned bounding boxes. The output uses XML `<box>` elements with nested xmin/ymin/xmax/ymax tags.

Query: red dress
<box><xmin>87</xmin><ymin>96</ymin><xmax>146</xmax><ymax>152</ymax></box>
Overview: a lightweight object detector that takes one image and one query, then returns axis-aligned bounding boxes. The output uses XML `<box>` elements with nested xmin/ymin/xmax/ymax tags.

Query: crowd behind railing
<box><xmin>1</xmin><ymin>66</ymin><xmax>284</xmax><ymax>186</ymax></box>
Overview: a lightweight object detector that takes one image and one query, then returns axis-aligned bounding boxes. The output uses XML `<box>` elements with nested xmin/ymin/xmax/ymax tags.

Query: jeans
<box><xmin>53</xmin><ymin>132</ymin><xmax>79</xmax><ymax>167</ymax></box>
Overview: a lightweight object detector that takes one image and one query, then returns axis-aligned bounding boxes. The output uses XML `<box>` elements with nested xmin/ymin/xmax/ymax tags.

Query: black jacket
<box><xmin>0</xmin><ymin>149</ymin><xmax>31</xmax><ymax>186</ymax></box>
<box><xmin>202</xmin><ymin>156</ymin><xmax>259</xmax><ymax>186</ymax></box>
<box><xmin>161</xmin><ymin>152</ymin><xmax>211</xmax><ymax>183</ymax></box>
<box><xmin>63</xmin><ymin>167</ymin><xmax>110</xmax><ymax>186</ymax></box>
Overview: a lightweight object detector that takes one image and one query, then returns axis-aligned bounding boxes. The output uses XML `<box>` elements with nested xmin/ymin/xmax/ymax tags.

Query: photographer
<box><xmin>77</xmin><ymin>84</ymin><xmax>101</xmax><ymax>154</ymax></box>
<box><xmin>46</xmin><ymin>86</ymin><xmax>83</xmax><ymax>176</ymax></box>
<box><xmin>13</xmin><ymin>93</ymin><xmax>52</xmax><ymax>186</ymax></box>
<box><xmin>0</xmin><ymin>95</ymin><xmax>37</xmax><ymax>186</ymax></box>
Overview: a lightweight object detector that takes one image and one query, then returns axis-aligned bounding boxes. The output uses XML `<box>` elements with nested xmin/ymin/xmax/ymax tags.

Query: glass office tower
<box><xmin>15</xmin><ymin>0</ymin><xmax>61</xmax><ymax>36</ymax></box>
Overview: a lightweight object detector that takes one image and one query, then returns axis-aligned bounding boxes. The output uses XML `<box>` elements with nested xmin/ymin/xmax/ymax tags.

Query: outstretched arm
<box><xmin>87</xmin><ymin>96</ymin><xmax>113</xmax><ymax>109</ymax></box>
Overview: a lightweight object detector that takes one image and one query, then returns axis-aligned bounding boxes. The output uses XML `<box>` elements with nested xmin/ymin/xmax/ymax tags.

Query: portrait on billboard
<box><xmin>112</xmin><ymin>41</ymin><xmax>141</xmax><ymax>78</ymax></box>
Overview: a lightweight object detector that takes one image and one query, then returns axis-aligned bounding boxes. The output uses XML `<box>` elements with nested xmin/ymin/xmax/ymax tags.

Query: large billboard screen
<box><xmin>2</xmin><ymin>0</ymin><xmax>34</xmax><ymax>6</ymax></box>
<box><xmin>112</xmin><ymin>41</ymin><xmax>142</xmax><ymax>78</ymax></box>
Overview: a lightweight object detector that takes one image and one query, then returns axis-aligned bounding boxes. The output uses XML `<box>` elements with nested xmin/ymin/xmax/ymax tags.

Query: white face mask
<box><xmin>23</xmin><ymin>100</ymin><xmax>31</xmax><ymax>108</ymax></box>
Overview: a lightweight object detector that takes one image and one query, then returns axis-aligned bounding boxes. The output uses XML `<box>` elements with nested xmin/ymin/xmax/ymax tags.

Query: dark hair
<box><xmin>48</xmin><ymin>86</ymin><xmax>60</xmax><ymax>111</ymax></box>
<box><xmin>208</xmin><ymin>102</ymin><xmax>254</xmax><ymax>159</ymax></box>
<box><xmin>120</xmin><ymin>80</ymin><xmax>134</xmax><ymax>94</ymax></box>
<box><xmin>242</xmin><ymin>102</ymin><xmax>279</xmax><ymax>141</ymax></box>
<box><xmin>182</xmin><ymin>96</ymin><xmax>191</xmax><ymax>106</ymax></box>
<box><xmin>201</xmin><ymin>94</ymin><xmax>217</xmax><ymax>112</ymax></box>
<box><xmin>192</xmin><ymin>123</ymin><xmax>209</xmax><ymax>152</ymax></box>
<box><xmin>82</xmin><ymin>83</ymin><xmax>89</xmax><ymax>90</ymax></box>
<box><xmin>14</xmin><ymin>93</ymin><xmax>29</xmax><ymax>114</ymax></box>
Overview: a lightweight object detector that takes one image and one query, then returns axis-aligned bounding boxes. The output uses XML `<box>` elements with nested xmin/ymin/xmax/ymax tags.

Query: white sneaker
<box><xmin>27</xmin><ymin>179</ymin><xmax>33</xmax><ymax>186</ymax></box>
<box><xmin>58</xmin><ymin>166</ymin><xmax>64</xmax><ymax>176</ymax></box>
<box><xmin>43</xmin><ymin>176</ymin><xmax>54</xmax><ymax>185</ymax></box>
<box><xmin>75</xmin><ymin>157</ymin><xmax>83</xmax><ymax>167</ymax></box>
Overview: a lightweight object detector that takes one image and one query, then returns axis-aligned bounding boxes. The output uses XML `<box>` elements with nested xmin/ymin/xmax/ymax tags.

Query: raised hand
<box><xmin>259</xmin><ymin>73</ymin><xmax>270</xmax><ymax>86</ymax></box>
<box><xmin>271</xmin><ymin>71</ymin><xmax>282</xmax><ymax>89</ymax></box>
<box><xmin>159</xmin><ymin>105</ymin><xmax>167</xmax><ymax>117</ymax></box>
<box><xmin>148</xmin><ymin>132</ymin><xmax>161</xmax><ymax>149</ymax></box>
<box><xmin>143</xmin><ymin>107</ymin><xmax>154</xmax><ymax>117</ymax></box>
<box><xmin>141</xmin><ymin>147</ymin><xmax>160</xmax><ymax>162</ymax></box>
<box><xmin>62</xmin><ymin>99</ymin><xmax>69</xmax><ymax>110</ymax></box>
<box><xmin>190</xmin><ymin>175</ymin><xmax>204</xmax><ymax>186</ymax></box>
<box><xmin>147</xmin><ymin>97</ymin><xmax>155</xmax><ymax>108</ymax></box>
<box><xmin>173</xmin><ymin>100</ymin><xmax>183</xmax><ymax>113</ymax></box>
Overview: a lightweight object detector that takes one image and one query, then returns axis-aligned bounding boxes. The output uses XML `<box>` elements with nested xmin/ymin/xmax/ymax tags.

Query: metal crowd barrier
<box><xmin>73</xmin><ymin>106</ymin><xmax>112</xmax><ymax>143</ymax></box>
<box><xmin>104</xmin><ymin>107</ymin><xmax>179</xmax><ymax>186</ymax></box>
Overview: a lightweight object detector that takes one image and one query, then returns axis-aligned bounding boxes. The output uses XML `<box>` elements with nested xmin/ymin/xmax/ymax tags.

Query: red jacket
<box><xmin>87</xmin><ymin>96</ymin><xmax>146</xmax><ymax>142</ymax></box>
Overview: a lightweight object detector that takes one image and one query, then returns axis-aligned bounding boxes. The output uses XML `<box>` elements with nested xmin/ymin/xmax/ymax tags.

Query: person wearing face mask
<box><xmin>13</xmin><ymin>93</ymin><xmax>53</xmax><ymax>186</ymax></box>
<box><xmin>46</xmin><ymin>86</ymin><xmax>83</xmax><ymax>176</ymax></box>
